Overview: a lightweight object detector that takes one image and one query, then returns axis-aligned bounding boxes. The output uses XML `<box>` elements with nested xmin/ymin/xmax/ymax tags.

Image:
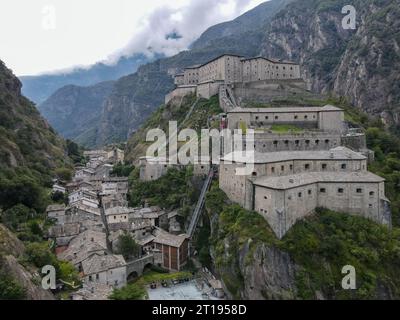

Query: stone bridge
<box><xmin>126</xmin><ymin>254</ymin><xmax>154</xmax><ymax>278</ymax></box>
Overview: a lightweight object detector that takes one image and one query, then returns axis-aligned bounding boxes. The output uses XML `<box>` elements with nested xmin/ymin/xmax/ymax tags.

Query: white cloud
<box><xmin>0</xmin><ymin>0</ymin><xmax>266</xmax><ymax>75</ymax></box>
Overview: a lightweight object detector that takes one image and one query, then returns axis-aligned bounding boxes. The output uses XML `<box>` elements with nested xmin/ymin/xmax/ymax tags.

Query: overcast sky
<box><xmin>0</xmin><ymin>0</ymin><xmax>266</xmax><ymax>76</ymax></box>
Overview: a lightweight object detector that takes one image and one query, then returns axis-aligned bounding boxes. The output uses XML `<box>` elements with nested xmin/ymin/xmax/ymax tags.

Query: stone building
<box><xmin>82</xmin><ymin>254</ymin><xmax>127</xmax><ymax>289</ymax></box>
<box><xmin>219</xmin><ymin>147</ymin><xmax>390</xmax><ymax>238</ymax></box>
<box><xmin>227</xmin><ymin>105</ymin><xmax>345</xmax><ymax>133</ymax></box>
<box><xmin>165</xmin><ymin>54</ymin><xmax>302</xmax><ymax>103</ymax></box>
<box><xmin>152</xmin><ymin>228</ymin><xmax>189</xmax><ymax>271</ymax></box>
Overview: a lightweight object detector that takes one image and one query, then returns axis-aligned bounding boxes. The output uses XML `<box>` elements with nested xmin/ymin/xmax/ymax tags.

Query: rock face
<box><xmin>0</xmin><ymin>224</ymin><xmax>55</xmax><ymax>300</ymax></box>
<box><xmin>38</xmin><ymin>81</ymin><xmax>114</xmax><ymax>147</ymax></box>
<box><xmin>260</xmin><ymin>0</ymin><xmax>400</xmax><ymax>126</ymax></box>
<box><xmin>0</xmin><ymin>59</ymin><xmax>67</xmax><ymax>171</ymax></box>
<box><xmin>238</xmin><ymin>243</ymin><xmax>297</xmax><ymax>300</ymax></box>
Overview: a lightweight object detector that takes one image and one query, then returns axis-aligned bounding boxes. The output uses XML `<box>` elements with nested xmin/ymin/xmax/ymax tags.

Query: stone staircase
<box><xmin>219</xmin><ymin>84</ymin><xmax>238</xmax><ymax>112</ymax></box>
<box><xmin>186</xmin><ymin>168</ymin><xmax>214</xmax><ymax>238</ymax></box>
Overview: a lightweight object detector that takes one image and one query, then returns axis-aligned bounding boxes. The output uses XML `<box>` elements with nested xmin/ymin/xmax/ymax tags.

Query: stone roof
<box><xmin>131</xmin><ymin>219</ymin><xmax>152</xmax><ymax>231</ymax></box>
<box><xmin>221</xmin><ymin>147</ymin><xmax>366</xmax><ymax>164</ymax></box>
<box><xmin>82</xmin><ymin>254</ymin><xmax>126</xmax><ymax>275</ymax></box>
<box><xmin>58</xmin><ymin>230</ymin><xmax>107</xmax><ymax>265</ymax></box>
<box><xmin>46</xmin><ymin>204</ymin><xmax>65</xmax><ymax>212</ymax></box>
<box><xmin>153</xmin><ymin>228</ymin><xmax>187</xmax><ymax>248</ymax></box>
<box><xmin>228</xmin><ymin>105</ymin><xmax>343</xmax><ymax>114</ymax></box>
<box><xmin>105</xmin><ymin>206</ymin><xmax>135</xmax><ymax>216</ymax></box>
<box><xmin>253</xmin><ymin>171</ymin><xmax>385</xmax><ymax>190</ymax></box>
<box><xmin>137</xmin><ymin>234</ymin><xmax>156</xmax><ymax>246</ymax></box>
<box><xmin>48</xmin><ymin>223</ymin><xmax>81</xmax><ymax>238</ymax></box>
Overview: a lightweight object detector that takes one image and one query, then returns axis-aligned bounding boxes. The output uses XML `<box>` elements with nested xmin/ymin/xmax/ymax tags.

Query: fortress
<box><xmin>156</xmin><ymin>54</ymin><xmax>391</xmax><ymax>238</ymax></box>
<box><xmin>166</xmin><ymin>54</ymin><xmax>302</xmax><ymax>104</ymax></box>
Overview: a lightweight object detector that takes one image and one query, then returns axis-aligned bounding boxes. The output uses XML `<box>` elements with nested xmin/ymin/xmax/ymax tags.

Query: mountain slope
<box><xmin>259</xmin><ymin>0</ymin><xmax>400</xmax><ymax>125</ymax></box>
<box><xmin>38</xmin><ymin>81</ymin><xmax>114</xmax><ymax>147</ymax></box>
<box><xmin>191</xmin><ymin>0</ymin><xmax>294</xmax><ymax>49</ymax></box>
<box><xmin>0</xmin><ymin>59</ymin><xmax>68</xmax><ymax>176</ymax></box>
<box><xmin>20</xmin><ymin>53</ymin><xmax>159</xmax><ymax>104</ymax></box>
<box><xmin>96</xmin><ymin>0</ymin><xmax>400</xmax><ymax>147</ymax></box>
<box><xmin>35</xmin><ymin>0</ymin><xmax>400</xmax><ymax>147</ymax></box>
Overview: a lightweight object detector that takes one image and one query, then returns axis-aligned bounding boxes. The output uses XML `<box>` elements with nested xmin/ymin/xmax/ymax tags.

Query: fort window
<box><xmin>356</xmin><ymin>188</ymin><xmax>363</xmax><ymax>193</ymax></box>
<box><xmin>325</xmin><ymin>139</ymin><xmax>330</xmax><ymax>144</ymax></box>
<box><xmin>338</xmin><ymin>188</ymin><xmax>344</xmax><ymax>194</ymax></box>
<box><xmin>252</xmin><ymin>172</ymin><xmax>257</xmax><ymax>176</ymax></box>
<box><xmin>295</xmin><ymin>140</ymin><xmax>300</xmax><ymax>145</ymax></box>
<box><xmin>369</xmin><ymin>191</ymin><xmax>375</xmax><ymax>196</ymax></box>
<box><xmin>369</xmin><ymin>204</ymin><xmax>373</xmax><ymax>208</ymax></box>
<box><xmin>285</xmin><ymin>140</ymin><xmax>289</xmax><ymax>145</ymax></box>
<box><xmin>265</xmin><ymin>116</ymin><xmax>269</xmax><ymax>120</ymax></box>
<box><xmin>315</xmin><ymin>140</ymin><xmax>320</xmax><ymax>145</ymax></box>
<box><xmin>275</xmin><ymin>116</ymin><xmax>279</xmax><ymax>120</ymax></box>
<box><xmin>273</xmin><ymin>141</ymin><xmax>278</xmax><ymax>146</ymax></box>
<box><xmin>305</xmin><ymin>164</ymin><xmax>310</xmax><ymax>170</ymax></box>
<box><xmin>281</xmin><ymin>166</ymin><xmax>285</xmax><ymax>172</ymax></box>
<box><xmin>322</xmin><ymin>163</ymin><xmax>327</xmax><ymax>170</ymax></box>
<box><xmin>294</xmin><ymin>115</ymin><xmax>298</xmax><ymax>119</ymax></box>
<box><xmin>341</xmin><ymin>164</ymin><xmax>347</xmax><ymax>170</ymax></box>
<box><xmin>290</xmin><ymin>165</ymin><xmax>293</xmax><ymax>170</ymax></box>
<box><xmin>305</xmin><ymin>140</ymin><xmax>310</xmax><ymax>145</ymax></box>
<box><xmin>320</xmin><ymin>188</ymin><xmax>326</xmax><ymax>193</ymax></box>
<box><xmin>271</xmin><ymin>167</ymin><xmax>275</xmax><ymax>173</ymax></box>
<box><xmin>89</xmin><ymin>276</ymin><xmax>92</xmax><ymax>281</ymax></box>
<box><xmin>308</xmin><ymin>190</ymin><xmax>312</xmax><ymax>195</ymax></box>
<box><xmin>298</xmin><ymin>192</ymin><xmax>302</xmax><ymax>198</ymax></box>
<box><xmin>96</xmin><ymin>274</ymin><xmax>99</xmax><ymax>280</ymax></box>
<box><xmin>304</xmin><ymin>115</ymin><xmax>308</xmax><ymax>119</ymax></box>
<box><xmin>264</xmin><ymin>196</ymin><xmax>268</xmax><ymax>200</ymax></box>
<box><xmin>255</xmin><ymin>116</ymin><xmax>259</xmax><ymax>120</ymax></box>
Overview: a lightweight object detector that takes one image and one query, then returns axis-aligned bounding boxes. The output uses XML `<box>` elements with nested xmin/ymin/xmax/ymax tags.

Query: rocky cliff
<box><xmin>260</xmin><ymin>0</ymin><xmax>400</xmax><ymax>126</ymax></box>
<box><xmin>0</xmin><ymin>59</ymin><xmax>68</xmax><ymax>174</ymax></box>
<box><xmin>206</xmin><ymin>191</ymin><xmax>400</xmax><ymax>300</ymax></box>
<box><xmin>0</xmin><ymin>224</ymin><xmax>55</xmax><ymax>300</ymax></box>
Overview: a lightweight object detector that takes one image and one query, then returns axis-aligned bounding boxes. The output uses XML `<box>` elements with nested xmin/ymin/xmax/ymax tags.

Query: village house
<box><xmin>101</xmin><ymin>177</ymin><xmax>129</xmax><ymax>196</ymax></box>
<box><xmin>105</xmin><ymin>206</ymin><xmax>134</xmax><ymax>224</ymax></box>
<box><xmin>58</xmin><ymin>230</ymin><xmax>108</xmax><ymax>272</ymax></box>
<box><xmin>52</xmin><ymin>184</ymin><xmax>66</xmax><ymax>194</ymax></box>
<box><xmin>82</xmin><ymin>254</ymin><xmax>127</xmax><ymax>289</ymax></box>
<box><xmin>47</xmin><ymin>223</ymin><xmax>81</xmax><ymax>248</ymax></box>
<box><xmin>46</xmin><ymin>204</ymin><xmax>66</xmax><ymax>224</ymax></box>
<box><xmin>152</xmin><ymin>228</ymin><xmax>189</xmax><ymax>271</ymax></box>
<box><xmin>69</xmin><ymin>189</ymin><xmax>99</xmax><ymax>209</ymax></box>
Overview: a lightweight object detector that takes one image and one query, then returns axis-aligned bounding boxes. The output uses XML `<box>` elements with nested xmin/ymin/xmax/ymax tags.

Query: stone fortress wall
<box><xmin>219</xmin><ymin>148</ymin><xmax>390</xmax><ymax>238</ymax></box>
<box><xmin>165</xmin><ymin>54</ymin><xmax>302</xmax><ymax>104</ymax></box>
<box><xmin>159</xmin><ymin>53</ymin><xmax>389</xmax><ymax>239</ymax></box>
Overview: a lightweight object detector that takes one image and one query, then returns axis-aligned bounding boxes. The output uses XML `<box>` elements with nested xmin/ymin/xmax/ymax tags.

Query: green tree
<box><xmin>25</xmin><ymin>242</ymin><xmax>58</xmax><ymax>268</ymax></box>
<box><xmin>117</xmin><ymin>233</ymin><xmax>140</xmax><ymax>260</ymax></box>
<box><xmin>109</xmin><ymin>282</ymin><xmax>146</xmax><ymax>300</ymax></box>
<box><xmin>0</xmin><ymin>271</ymin><xmax>26</xmax><ymax>300</ymax></box>
<box><xmin>1</xmin><ymin>204</ymin><xmax>34</xmax><ymax>231</ymax></box>
<box><xmin>55</xmin><ymin>168</ymin><xmax>73</xmax><ymax>182</ymax></box>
